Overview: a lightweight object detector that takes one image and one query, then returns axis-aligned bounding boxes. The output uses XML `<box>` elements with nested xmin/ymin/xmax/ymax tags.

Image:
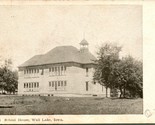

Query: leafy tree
<box><xmin>0</xmin><ymin>59</ymin><xmax>18</xmax><ymax>94</ymax></box>
<box><xmin>94</xmin><ymin>43</ymin><xmax>143</xmax><ymax>98</ymax></box>
<box><xmin>108</xmin><ymin>55</ymin><xmax>143</xmax><ymax>98</ymax></box>
<box><xmin>122</xmin><ymin>56</ymin><xmax>143</xmax><ymax>98</ymax></box>
<box><xmin>93</xmin><ymin>43</ymin><xmax>122</xmax><ymax>97</ymax></box>
<box><xmin>3</xmin><ymin>68</ymin><xmax>18</xmax><ymax>94</ymax></box>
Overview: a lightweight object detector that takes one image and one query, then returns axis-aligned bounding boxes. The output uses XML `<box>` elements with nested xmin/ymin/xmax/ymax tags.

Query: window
<box><xmin>64</xmin><ymin>66</ymin><xmax>66</xmax><ymax>71</ymax></box>
<box><xmin>52</xmin><ymin>67</ymin><xmax>54</xmax><ymax>72</ymax></box>
<box><xmin>58</xmin><ymin>81</ymin><xmax>60</xmax><ymax>86</ymax></box>
<box><xmin>86</xmin><ymin>82</ymin><xmax>89</xmax><ymax>91</ymax></box>
<box><xmin>41</xmin><ymin>69</ymin><xmax>44</xmax><ymax>75</ymax></box>
<box><xmin>49</xmin><ymin>82</ymin><xmax>51</xmax><ymax>87</ymax></box>
<box><xmin>37</xmin><ymin>69</ymin><xmax>39</xmax><ymax>73</ymax></box>
<box><xmin>27</xmin><ymin>83</ymin><xmax>28</xmax><ymax>88</ymax></box>
<box><xmin>86</xmin><ymin>68</ymin><xmax>88</xmax><ymax>72</ymax></box>
<box><xmin>24</xmin><ymin>83</ymin><xmax>26</xmax><ymax>88</ymax></box>
<box><xmin>86</xmin><ymin>68</ymin><xmax>89</xmax><ymax>77</ymax></box>
<box><xmin>55</xmin><ymin>67</ymin><xmax>57</xmax><ymax>72</ymax></box>
<box><xmin>64</xmin><ymin>81</ymin><xmax>67</xmax><ymax>86</ymax></box>
<box><xmin>32</xmin><ymin>83</ymin><xmax>33</xmax><ymax>88</ymax></box>
<box><xmin>48</xmin><ymin>66</ymin><xmax>67</xmax><ymax>76</ymax></box>
<box><xmin>49</xmin><ymin>68</ymin><xmax>51</xmax><ymax>72</ymax></box>
<box><xmin>52</xmin><ymin>81</ymin><xmax>54</xmax><ymax>87</ymax></box>
<box><xmin>49</xmin><ymin>81</ymin><xmax>67</xmax><ymax>90</ymax></box>
<box><xmin>29</xmin><ymin>83</ymin><xmax>31</xmax><ymax>88</ymax></box>
<box><xmin>34</xmin><ymin>82</ymin><xmax>36</xmax><ymax>88</ymax></box>
<box><xmin>32</xmin><ymin>69</ymin><xmax>33</xmax><ymax>74</ymax></box>
<box><xmin>58</xmin><ymin>67</ymin><xmax>60</xmax><ymax>75</ymax></box>
<box><xmin>55</xmin><ymin>81</ymin><xmax>57</xmax><ymax>91</ymax></box>
<box><xmin>24</xmin><ymin>70</ymin><xmax>26</xmax><ymax>74</ymax></box>
<box><xmin>61</xmin><ymin>81</ymin><xmax>63</xmax><ymax>86</ymax></box>
<box><xmin>37</xmin><ymin>82</ymin><xmax>39</xmax><ymax>88</ymax></box>
<box><xmin>61</xmin><ymin>66</ymin><xmax>63</xmax><ymax>71</ymax></box>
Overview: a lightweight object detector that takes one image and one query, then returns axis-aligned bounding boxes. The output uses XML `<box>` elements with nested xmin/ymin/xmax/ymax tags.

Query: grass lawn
<box><xmin>0</xmin><ymin>96</ymin><xmax>143</xmax><ymax>115</ymax></box>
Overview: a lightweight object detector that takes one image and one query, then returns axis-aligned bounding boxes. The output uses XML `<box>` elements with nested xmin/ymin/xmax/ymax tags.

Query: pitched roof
<box><xmin>19</xmin><ymin>46</ymin><xmax>96</xmax><ymax>67</ymax></box>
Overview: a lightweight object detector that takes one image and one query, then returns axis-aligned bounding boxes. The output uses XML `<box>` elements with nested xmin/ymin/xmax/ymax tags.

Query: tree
<box><xmin>0</xmin><ymin>59</ymin><xmax>18</xmax><ymax>94</ymax></box>
<box><xmin>110</xmin><ymin>56</ymin><xmax>143</xmax><ymax>98</ymax></box>
<box><xmin>123</xmin><ymin>56</ymin><xmax>143</xmax><ymax>98</ymax></box>
<box><xmin>93</xmin><ymin>43</ymin><xmax>122</xmax><ymax>97</ymax></box>
<box><xmin>3</xmin><ymin>69</ymin><xmax>18</xmax><ymax>94</ymax></box>
<box><xmin>94</xmin><ymin>43</ymin><xmax>143</xmax><ymax>98</ymax></box>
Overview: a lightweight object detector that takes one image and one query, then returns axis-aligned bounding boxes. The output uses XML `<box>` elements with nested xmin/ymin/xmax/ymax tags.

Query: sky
<box><xmin>0</xmin><ymin>5</ymin><xmax>142</xmax><ymax>69</ymax></box>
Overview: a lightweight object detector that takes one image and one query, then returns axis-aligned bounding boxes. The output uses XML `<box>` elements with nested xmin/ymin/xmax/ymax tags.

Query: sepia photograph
<box><xmin>4</xmin><ymin>1</ymin><xmax>155</xmax><ymax>124</ymax></box>
<box><xmin>0</xmin><ymin>4</ymin><xmax>143</xmax><ymax>116</ymax></box>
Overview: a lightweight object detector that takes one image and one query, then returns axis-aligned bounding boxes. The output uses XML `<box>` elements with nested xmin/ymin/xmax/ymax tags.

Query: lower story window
<box><xmin>49</xmin><ymin>82</ymin><xmax>51</xmax><ymax>87</ymax></box>
<box><xmin>49</xmin><ymin>80</ymin><xmax>67</xmax><ymax>91</ymax></box>
<box><xmin>86</xmin><ymin>82</ymin><xmax>89</xmax><ymax>91</ymax></box>
<box><xmin>52</xmin><ymin>81</ymin><xmax>54</xmax><ymax>87</ymax></box>
<box><xmin>23</xmin><ymin>82</ymin><xmax>39</xmax><ymax>91</ymax></box>
<box><xmin>64</xmin><ymin>81</ymin><xmax>67</xmax><ymax>86</ymax></box>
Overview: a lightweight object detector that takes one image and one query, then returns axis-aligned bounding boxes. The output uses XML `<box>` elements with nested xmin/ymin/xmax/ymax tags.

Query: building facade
<box><xmin>18</xmin><ymin>39</ymin><xmax>110</xmax><ymax>97</ymax></box>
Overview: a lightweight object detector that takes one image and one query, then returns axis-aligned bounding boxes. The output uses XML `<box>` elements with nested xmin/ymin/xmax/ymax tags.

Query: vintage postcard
<box><xmin>0</xmin><ymin>0</ymin><xmax>154</xmax><ymax>124</ymax></box>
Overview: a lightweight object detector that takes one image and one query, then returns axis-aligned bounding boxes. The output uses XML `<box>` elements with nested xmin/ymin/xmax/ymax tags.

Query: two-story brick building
<box><xmin>18</xmin><ymin>39</ymin><xmax>110</xmax><ymax>97</ymax></box>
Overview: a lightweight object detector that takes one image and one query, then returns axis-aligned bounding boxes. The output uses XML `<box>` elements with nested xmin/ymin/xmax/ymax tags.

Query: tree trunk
<box><xmin>123</xmin><ymin>84</ymin><xmax>126</xmax><ymax>98</ymax></box>
<box><xmin>119</xmin><ymin>87</ymin><xmax>123</xmax><ymax>98</ymax></box>
<box><xmin>106</xmin><ymin>87</ymin><xmax>108</xmax><ymax>98</ymax></box>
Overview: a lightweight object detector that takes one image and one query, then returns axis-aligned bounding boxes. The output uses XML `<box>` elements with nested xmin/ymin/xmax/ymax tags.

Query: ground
<box><xmin>0</xmin><ymin>96</ymin><xmax>143</xmax><ymax>115</ymax></box>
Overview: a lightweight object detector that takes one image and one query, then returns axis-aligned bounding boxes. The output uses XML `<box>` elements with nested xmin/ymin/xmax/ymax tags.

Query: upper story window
<box><xmin>49</xmin><ymin>65</ymin><xmax>67</xmax><ymax>76</ymax></box>
<box><xmin>61</xmin><ymin>66</ymin><xmax>63</xmax><ymax>71</ymax></box>
<box><xmin>58</xmin><ymin>67</ymin><xmax>60</xmax><ymax>75</ymax></box>
<box><xmin>49</xmin><ymin>68</ymin><xmax>51</xmax><ymax>72</ymax></box>
<box><xmin>52</xmin><ymin>67</ymin><xmax>54</xmax><ymax>72</ymax></box>
<box><xmin>86</xmin><ymin>67</ymin><xmax>89</xmax><ymax>77</ymax></box>
<box><xmin>55</xmin><ymin>67</ymin><xmax>57</xmax><ymax>72</ymax></box>
<box><xmin>64</xmin><ymin>66</ymin><xmax>66</xmax><ymax>71</ymax></box>
<box><xmin>24</xmin><ymin>68</ymin><xmax>39</xmax><ymax>75</ymax></box>
<box><xmin>41</xmin><ymin>69</ymin><xmax>44</xmax><ymax>75</ymax></box>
